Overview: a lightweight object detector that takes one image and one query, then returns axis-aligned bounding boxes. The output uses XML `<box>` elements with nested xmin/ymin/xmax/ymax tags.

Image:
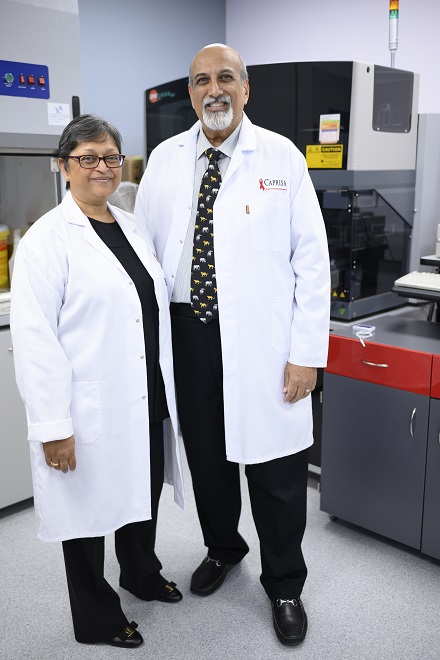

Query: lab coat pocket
<box><xmin>71</xmin><ymin>381</ymin><xmax>102</xmax><ymax>444</ymax></box>
<box><xmin>250</xmin><ymin>195</ymin><xmax>290</xmax><ymax>252</ymax></box>
<box><xmin>271</xmin><ymin>295</ymin><xmax>293</xmax><ymax>354</ymax></box>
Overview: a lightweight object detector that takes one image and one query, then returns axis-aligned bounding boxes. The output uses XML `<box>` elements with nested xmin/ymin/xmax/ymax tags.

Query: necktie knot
<box><xmin>205</xmin><ymin>148</ymin><xmax>223</xmax><ymax>163</ymax></box>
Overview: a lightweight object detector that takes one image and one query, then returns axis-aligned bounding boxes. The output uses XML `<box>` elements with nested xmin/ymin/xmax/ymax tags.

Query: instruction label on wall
<box><xmin>306</xmin><ymin>144</ymin><xmax>343</xmax><ymax>169</ymax></box>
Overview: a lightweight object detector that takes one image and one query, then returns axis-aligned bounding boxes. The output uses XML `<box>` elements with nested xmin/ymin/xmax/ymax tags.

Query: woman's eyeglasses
<box><xmin>68</xmin><ymin>154</ymin><xmax>126</xmax><ymax>169</ymax></box>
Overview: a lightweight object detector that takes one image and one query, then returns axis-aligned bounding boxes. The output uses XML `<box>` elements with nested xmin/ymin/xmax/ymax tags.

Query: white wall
<box><xmin>78</xmin><ymin>0</ymin><xmax>439</xmax><ymax>154</ymax></box>
<box><xmin>226</xmin><ymin>0</ymin><xmax>439</xmax><ymax>114</ymax></box>
<box><xmin>78</xmin><ymin>0</ymin><xmax>226</xmax><ymax>155</ymax></box>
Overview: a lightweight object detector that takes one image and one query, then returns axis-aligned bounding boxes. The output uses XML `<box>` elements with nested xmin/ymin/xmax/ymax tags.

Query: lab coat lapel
<box><xmin>61</xmin><ymin>192</ymin><xmax>129</xmax><ymax>277</ymax></box>
<box><xmin>176</xmin><ymin>123</ymin><xmax>199</xmax><ymax>195</ymax></box>
<box><xmin>61</xmin><ymin>192</ymin><xmax>160</xmax><ymax>282</ymax></box>
<box><xmin>113</xmin><ymin>208</ymin><xmax>162</xmax><ymax>284</ymax></box>
<box><xmin>220</xmin><ymin>114</ymin><xmax>256</xmax><ymax>189</ymax></box>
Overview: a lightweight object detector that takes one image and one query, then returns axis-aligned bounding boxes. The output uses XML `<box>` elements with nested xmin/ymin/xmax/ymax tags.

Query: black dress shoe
<box><xmin>155</xmin><ymin>581</ymin><xmax>183</xmax><ymax>603</ymax></box>
<box><xmin>190</xmin><ymin>556</ymin><xmax>234</xmax><ymax>596</ymax></box>
<box><xmin>120</xmin><ymin>576</ymin><xmax>182</xmax><ymax>603</ymax></box>
<box><xmin>271</xmin><ymin>597</ymin><xmax>307</xmax><ymax>646</ymax></box>
<box><xmin>107</xmin><ymin>621</ymin><xmax>144</xmax><ymax>649</ymax></box>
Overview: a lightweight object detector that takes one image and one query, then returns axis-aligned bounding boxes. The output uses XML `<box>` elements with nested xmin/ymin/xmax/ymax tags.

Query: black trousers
<box><xmin>62</xmin><ymin>421</ymin><xmax>165</xmax><ymax>643</ymax></box>
<box><xmin>170</xmin><ymin>304</ymin><xmax>308</xmax><ymax>600</ymax></box>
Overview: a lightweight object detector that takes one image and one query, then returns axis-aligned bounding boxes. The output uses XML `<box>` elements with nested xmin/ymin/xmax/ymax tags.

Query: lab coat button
<box><xmin>136</xmin><ymin>319</ymin><xmax>140</xmax><ymax>323</ymax></box>
<box><xmin>142</xmin><ymin>395</ymin><xmax>146</xmax><ymax>399</ymax></box>
<box><xmin>128</xmin><ymin>281</ymin><xmax>133</xmax><ymax>285</ymax></box>
<box><xmin>171</xmin><ymin>274</ymin><xmax>174</xmax><ymax>278</ymax></box>
<box><xmin>140</xmin><ymin>355</ymin><xmax>145</xmax><ymax>360</ymax></box>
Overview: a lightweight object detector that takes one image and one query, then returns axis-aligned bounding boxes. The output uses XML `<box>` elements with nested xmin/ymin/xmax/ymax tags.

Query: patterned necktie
<box><xmin>190</xmin><ymin>148</ymin><xmax>223</xmax><ymax>322</ymax></box>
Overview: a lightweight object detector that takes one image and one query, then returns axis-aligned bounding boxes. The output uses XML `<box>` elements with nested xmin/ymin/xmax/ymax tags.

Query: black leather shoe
<box><xmin>107</xmin><ymin>621</ymin><xmax>144</xmax><ymax>648</ymax></box>
<box><xmin>155</xmin><ymin>581</ymin><xmax>183</xmax><ymax>603</ymax></box>
<box><xmin>271</xmin><ymin>597</ymin><xmax>307</xmax><ymax>646</ymax></box>
<box><xmin>190</xmin><ymin>556</ymin><xmax>234</xmax><ymax>596</ymax></box>
<box><xmin>120</xmin><ymin>576</ymin><xmax>182</xmax><ymax>603</ymax></box>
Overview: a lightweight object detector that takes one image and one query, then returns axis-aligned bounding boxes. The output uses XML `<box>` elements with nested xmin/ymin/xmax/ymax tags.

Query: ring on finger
<box><xmin>50</xmin><ymin>461</ymin><xmax>59</xmax><ymax>468</ymax></box>
<box><xmin>305</xmin><ymin>388</ymin><xmax>311</xmax><ymax>393</ymax></box>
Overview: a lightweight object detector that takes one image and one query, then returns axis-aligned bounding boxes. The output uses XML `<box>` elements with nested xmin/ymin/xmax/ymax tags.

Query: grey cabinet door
<box><xmin>421</xmin><ymin>398</ymin><xmax>440</xmax><ymax>560</ymax></box>
<box><xmin>320</xmin><ymin>373</ymin><xmax>429</xmax><ymax>549</ymax></box>
<box><xmin>0</xmin><ymin>328</ymin><xmax>33</xmax><ymax>508</ymax></box>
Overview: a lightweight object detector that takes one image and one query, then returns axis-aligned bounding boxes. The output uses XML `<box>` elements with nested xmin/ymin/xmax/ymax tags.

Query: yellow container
<box><xmin>0</xmin><ymin>224</ymin><xmax>10</xmax><ymax>290</ymax></box>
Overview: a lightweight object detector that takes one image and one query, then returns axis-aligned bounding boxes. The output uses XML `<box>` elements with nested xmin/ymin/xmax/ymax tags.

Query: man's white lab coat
<box><xmin>135</xmin><ymin>114</ymin><xmax>330</xmax><ymax>464</ymax></box>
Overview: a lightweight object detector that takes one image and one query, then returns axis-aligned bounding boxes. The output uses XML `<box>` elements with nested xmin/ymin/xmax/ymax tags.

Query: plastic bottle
<box><xmin>0</xmin><ymin>224</ymin><xmax>10</xmax><ymax>290</ymax></box>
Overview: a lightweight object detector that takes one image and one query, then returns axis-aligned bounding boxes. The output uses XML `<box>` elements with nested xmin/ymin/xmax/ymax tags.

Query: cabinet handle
<box><xmin>361</xmin><ymin>359</ymin><xmax>389</xmax><ymax>368</ymax></box>
<box><xmin>7</xmin><ymin>347</ymin><xmax>13</xmax><ymax>352</ymax></box>
<box><xmin>410</xmin><ymin>407</ymin><xmax>416</xmax><ymax>438</ymax></box>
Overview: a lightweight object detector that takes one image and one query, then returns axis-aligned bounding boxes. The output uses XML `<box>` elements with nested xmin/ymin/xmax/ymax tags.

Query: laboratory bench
<box><xmin>320</xmin><ymin>314</ymin><xmax>440</xmax><ymax>561</ymax></box>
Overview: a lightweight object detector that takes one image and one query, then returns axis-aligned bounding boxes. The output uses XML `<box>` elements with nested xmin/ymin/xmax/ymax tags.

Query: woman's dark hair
<box><xmin>58</xmin><ymin>114</ymin><xmax>123</xmax><ymax>189</ymax></box>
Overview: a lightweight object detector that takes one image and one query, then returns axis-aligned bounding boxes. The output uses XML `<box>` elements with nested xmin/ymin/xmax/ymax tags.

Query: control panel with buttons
<box><xmin>0</xmin><ymin>59</ymin><xmax>50</xmax><ymax>99</ymax></box>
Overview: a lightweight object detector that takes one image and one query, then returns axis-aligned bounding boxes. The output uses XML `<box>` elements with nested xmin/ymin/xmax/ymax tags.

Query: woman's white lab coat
<box><xmin>10</xmin><ymin>192</ymin><xmax>184</xmax><ymax>542</ymax></box>
<box><xmin>135</xmin><ymin>113</ymin><xmax>331</xmax><ymax>464</ymax></box>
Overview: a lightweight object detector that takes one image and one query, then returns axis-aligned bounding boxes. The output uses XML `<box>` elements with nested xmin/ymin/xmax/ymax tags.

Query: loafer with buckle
<box><xmin>155</xmin><ymin>581</ymin><xmax>183</xmax><ymax>603</ymax></box>
<box><xmin>190</xmin><ymin>556</ymin><xmax>234</xmax><ymax>596</ymax></box>
<box><xmin>107</xmin><ymin>621</ymin><xmax>144</xmax><ymax>649</ymax></box>
<box><xmin>271</xmin><ymin>597</ymin><xmax>307</xmax><ymax>646</ymax></box>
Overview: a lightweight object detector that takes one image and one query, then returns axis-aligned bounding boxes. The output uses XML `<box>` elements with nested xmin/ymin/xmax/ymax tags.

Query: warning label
<box><xmin>306</xmin><ymin>144</ymin><xmax>343</xmax><ymax>169</ymax></box>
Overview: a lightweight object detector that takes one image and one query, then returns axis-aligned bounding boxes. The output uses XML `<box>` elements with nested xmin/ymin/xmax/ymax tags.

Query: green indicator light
<box><xmin>4</xmin><ymin>72</ymin><xmax>14</xmax><ymax>84</ymax></box>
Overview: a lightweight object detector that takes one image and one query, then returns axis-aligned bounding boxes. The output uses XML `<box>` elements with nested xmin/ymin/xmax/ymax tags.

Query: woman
<box><xmin>10</xmin><ymin>114</ymin><xmax>184</xmax><ymax>649</ymax></box>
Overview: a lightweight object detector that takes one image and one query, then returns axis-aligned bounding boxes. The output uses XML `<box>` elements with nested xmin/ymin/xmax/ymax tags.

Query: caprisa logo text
<box><xmin>259</xmin><ymin>178</ymin><xmax>287</xmax><ymax>191</ymax></box>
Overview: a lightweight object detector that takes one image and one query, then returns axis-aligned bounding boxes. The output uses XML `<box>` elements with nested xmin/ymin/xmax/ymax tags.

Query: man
<box><xmin>135</xmin><ymin>43</ymin><xmax>330</xmax><ymax>647</ymax></box>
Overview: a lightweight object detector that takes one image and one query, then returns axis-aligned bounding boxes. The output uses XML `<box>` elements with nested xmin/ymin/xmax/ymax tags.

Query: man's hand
<box><xmin>43</xmin><ymin>435</ymin><xmax>76</xmax><ymax>473</ymax></box>
<box><xmin>282</xmin><ymin>363</ymin><xmax>317</xmax><ymax>404</ymax></box>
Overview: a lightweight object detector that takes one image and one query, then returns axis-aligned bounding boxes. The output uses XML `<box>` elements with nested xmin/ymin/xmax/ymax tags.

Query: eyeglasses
<box><xmin>68</xmin><ymin>154</ymin><xmax>126</xmax><ymax>169</ymax></box>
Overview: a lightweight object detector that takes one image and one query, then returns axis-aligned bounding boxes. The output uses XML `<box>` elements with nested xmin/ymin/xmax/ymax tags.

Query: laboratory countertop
<box><xmin>330</xmin><ymin>315</ymin><xmax>440</xmax><ymax>354</ymax></box>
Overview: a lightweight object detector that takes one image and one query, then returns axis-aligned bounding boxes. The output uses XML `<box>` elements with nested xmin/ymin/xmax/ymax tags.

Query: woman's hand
<box><xmin>43</xmin><ymin>435</ymin><xmax>76</xmax><ymax>473</ymax></box>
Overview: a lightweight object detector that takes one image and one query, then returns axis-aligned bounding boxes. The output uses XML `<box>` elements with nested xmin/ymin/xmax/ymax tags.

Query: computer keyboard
<box><xmin>394</xmin><ymin>271</ymin><xmax>440</xmax><ymax>291</ymax></box>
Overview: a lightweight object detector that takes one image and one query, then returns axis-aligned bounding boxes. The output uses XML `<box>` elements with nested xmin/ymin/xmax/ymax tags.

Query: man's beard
<box><xmin>202</xmin><ymin>95</ymin><xmax>234</xmax><ymax>131</ymax></box>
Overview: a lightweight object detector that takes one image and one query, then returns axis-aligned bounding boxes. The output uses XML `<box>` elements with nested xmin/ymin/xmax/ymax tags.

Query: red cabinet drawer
<box><xmin>431</xmin><ymin>355</ymin><xmax>440</xmax><ymax>399</ymax></box>
<box><xmin>326</xmin><ymin>335</ymin><xmax>432</xmax><ymax>395</ymax></box>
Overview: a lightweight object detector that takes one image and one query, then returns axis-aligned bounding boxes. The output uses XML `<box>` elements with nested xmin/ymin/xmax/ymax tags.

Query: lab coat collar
<box><xmin>61</xmin><ymin>190</ymin><xmax>136</xmax><ymax>231</ymax></box>
<box><xmin>60</xmin><ymin>191</ymin><xmax>156</xmax><ymax>281</ymax></box>
<box><xmin>176</xmin><ymin>113</ymin><xmax>256</xmax><ymax>191</ymax></box>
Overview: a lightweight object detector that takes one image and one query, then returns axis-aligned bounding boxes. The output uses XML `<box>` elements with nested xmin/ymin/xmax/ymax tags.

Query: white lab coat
<box><xmin>135</xmin><ymin>114</ymin><xmax>331</xmax><ymax>464</ymax></box>
<box><xmin>10</xmin><ymin>192</ymin><xmax>184</xmax><ymax>542</ymax></box>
